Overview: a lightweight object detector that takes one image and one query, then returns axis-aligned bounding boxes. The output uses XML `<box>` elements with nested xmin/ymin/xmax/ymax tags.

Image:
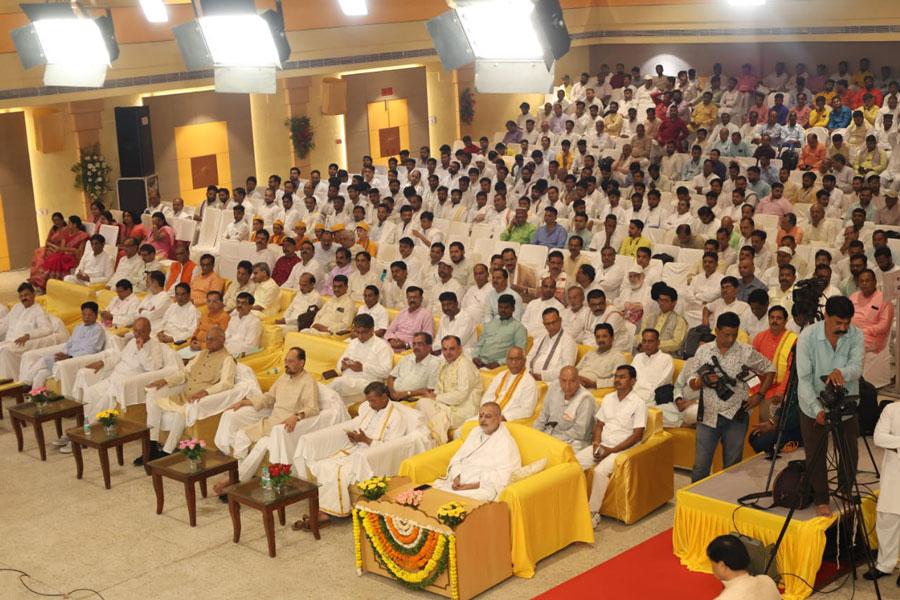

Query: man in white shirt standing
<box><xmin>525</xmin><ymin>307</ymin><xmax>577</xmax><ymax>383</ymax></box>
<box><xmin>63</xmin><ymin>234</ymin><xmax>114</xmax><ymax>286</ymax></box>
<box><xmin>577</xmin><ymin>364</ymin><xmax>647</xmax><ymax>529</ymax></box>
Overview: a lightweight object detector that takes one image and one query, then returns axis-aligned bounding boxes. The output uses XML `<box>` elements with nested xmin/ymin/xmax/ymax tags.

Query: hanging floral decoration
<box><xmin>286</xmin><ymin>116</ymin><xmax>315</xmax><ymax>159</ymax></box>
<box><xmin>70</xmin><ymin>145</ymin><xmax>111</xmax><ymax>201</ymax></box>
<box><xmin>459</xmin><ymin>87</ymin><xmax>476</xmax><ymax>125</ymax></box>
<box><xmin>353</xmin><ymin>507</ymin><xmax>456</xmax><ymax>596</ymax></box>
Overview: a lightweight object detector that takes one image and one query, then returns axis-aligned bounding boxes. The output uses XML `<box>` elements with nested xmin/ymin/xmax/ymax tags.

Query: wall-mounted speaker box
<box><xmin>115</xmin><ymin>106</ymin><xmax>155</xmax><ymax>178</ymax></box>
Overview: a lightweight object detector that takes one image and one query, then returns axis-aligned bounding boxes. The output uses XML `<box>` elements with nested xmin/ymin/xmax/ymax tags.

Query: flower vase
<box><xmin>272</xmin><ymin>482</ymin><xmax>285</xmax><ymax>496</ymax></box>
<box><xmin>103</xmin><ymin>424</ymin><xmax>117</xmax><ymax>437</ymax></box>
<box><xmin>34</xmin><ymin>402</ymin><xmax>46</xmax><ymax>415</ymax></box>
<box><xmin>188</xmin><ymin>457</ymin><xmax>202</xmax><ymax>472</ymax></box>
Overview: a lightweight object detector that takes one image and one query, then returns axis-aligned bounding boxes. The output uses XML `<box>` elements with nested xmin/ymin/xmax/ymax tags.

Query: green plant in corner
<box><xmin>459</xmin><ymin>88</ymin><xmax>475</xmax><ymax>125</ymax></box>
<box><xmin>71</xmin><ymin>144</ymin><xmax>111</xmax><ymax>201</ymax></box>
<box><xmin>286</xmin><ymin>116</ymin><xmax>315</xmax><ymax>159</ymax></box>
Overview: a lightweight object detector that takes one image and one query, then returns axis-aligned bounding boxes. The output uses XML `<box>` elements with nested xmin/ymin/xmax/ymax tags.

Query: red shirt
<box><xmin>655</xmin><ymin>117</ymin><xmax>689</xmax><ymax>146</ymax></box>
<box><xmin>852</xmin><ymin>87</ymin><xmax>883</xmax><ymax>109</ymax></box>
<box><xmin>272</xmin><ymin>254</ymin><xmax>300</xmax><ymax>286</ymax></box>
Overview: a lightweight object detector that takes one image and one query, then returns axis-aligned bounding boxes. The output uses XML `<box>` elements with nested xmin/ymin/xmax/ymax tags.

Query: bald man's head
<box><xmin>506</xmin><ymin>346</ymin><xmax>525</xmax><ymax>374</ymax></box>
<box><xmin>132</xmin><ymin>317</ymin><xmax>151</xmax><ymax>342</ymax></box>
<box><xmin>206</xmin><ymin>326</ymin><xmax>225</xmax><ymax>352</ymax></box>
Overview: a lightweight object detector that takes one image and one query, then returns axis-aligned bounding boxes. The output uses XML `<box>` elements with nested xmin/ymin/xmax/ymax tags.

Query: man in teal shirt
<box><xmin>795</xmin><ymin>295</ymin><xmax>864</xmax><ymax>518</ymax></box>
<box><xmin>473</xmin><ymin>295</ymin><xmax>527</xmax><ymax>369</ymax></box>
<box><xmin>500</xmin><ymin>207</ymin><xmax>536</xmax><ymax>244</ymax></box>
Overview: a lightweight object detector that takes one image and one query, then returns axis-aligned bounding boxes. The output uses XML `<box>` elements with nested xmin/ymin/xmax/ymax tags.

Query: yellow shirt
<box><xmin>619</xmin><ymin>235</ymin><xmax>652</xmax><ymax>257</ymax></box>
<box><xmin>820</xmin><ymin>90</ymin><xmax>837</xmax><ymax>105</ymax></box>
<box><xmin>860</xmin><ymin>104</ymin><xmax>879</xmax><ymax>126</ymax></box>
<box><xmin>852</xmin><ymin>70</ymin><xmax>875</xmax><ymax>89</ymax></box>
<box><xmin>692</xmin><ymin>102</ymin><xmax>719</xmax><ymax>130</ymax></box>
<box><xmin>807</xmin><ymin>106</ymin><xmax>832</xmax><ymax>128</ymax></box>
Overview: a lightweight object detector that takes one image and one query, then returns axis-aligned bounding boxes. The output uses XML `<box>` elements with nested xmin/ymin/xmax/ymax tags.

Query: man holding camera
<box><xmin>796</xmin><ymin>296</ymin><xmax>864</xmax><ymax>517</ymax></box>
<box><xmin>690</xmin><ymin>312</ymin><xmax>775</xmax><ymax>482</ymax></box>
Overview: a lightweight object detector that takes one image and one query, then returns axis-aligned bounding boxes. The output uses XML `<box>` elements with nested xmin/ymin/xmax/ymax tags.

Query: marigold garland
<box><xmin>449</xmin><ymin>534</ymin><xmax>459</xmax><ymax>600</ymax></box>
<box><xmin>358</xmin><ymin>508</ymin><xmax>451</xmax><ymax>590</ymax></box>
<box><xmin>353</xmin><ymin>508</ymin><xmax>363</xmax><ymax>575</ymax></box>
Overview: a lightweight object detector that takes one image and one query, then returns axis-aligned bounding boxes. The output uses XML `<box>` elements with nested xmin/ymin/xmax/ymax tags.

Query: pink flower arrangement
<box><xmin>396</xmin><ymin>489</ymin><xmax>424</xmax><ymax>508</ymax></box>
<box><xmin>178</xmin><ymin>438</ymin><xmax>207</xmax><ymax>460</ymax></box>
<box><xmin>27</xmin><ymin>387</ymin><xmax>54</xmax><ymax>405</ymax></box>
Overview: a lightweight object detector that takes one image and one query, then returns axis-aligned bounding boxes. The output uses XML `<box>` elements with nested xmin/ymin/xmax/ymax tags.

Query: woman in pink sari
<box><xmin>29</xmin><ymin>215</ymin><xmax>89</xmax><ymax>290</ymax></box>
<box><xmin>144</xmin><ymin>211</ymin><xmax>176</xmax><ymax>259</ymax></box>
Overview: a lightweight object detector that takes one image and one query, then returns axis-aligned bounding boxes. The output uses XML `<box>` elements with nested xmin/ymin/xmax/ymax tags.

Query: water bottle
<box><xmin>261</xmin><ymin>467</ymin><xmax>271</xmax><ymax>489</ymax></box>
<box><xmin>83</xmin><ymin>420</ymin><xmax>92</xmax><ymax>436</ymax></box>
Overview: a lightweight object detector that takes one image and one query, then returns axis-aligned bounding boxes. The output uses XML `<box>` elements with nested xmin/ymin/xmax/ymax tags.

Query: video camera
<box><xmin>697</xmin><ymin>357</ymin><xmax>738</xmax><ymax>401</ymax></box>
<box><xmin>818</xmin><ymin>376</ymin><xmax>857</xmax><ymax>418</ymax></box>
<box><xmin>792</xmin><ymin>277</ymin><xmax>825</xmax><ymax>325</ymax></box>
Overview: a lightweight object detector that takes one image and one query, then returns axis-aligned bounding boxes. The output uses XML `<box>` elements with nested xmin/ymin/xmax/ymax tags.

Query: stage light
<box><xmin>11</xmin><ymin>3</ymin><xmax>119</xmax><ymax>88</ymax></box>
<box><xmin>727</xmin><ymin>0</ymin><xmax>766</xmax><ymax>7</ymax></box>
<box><xmin>173</xmin><ymin>0</ymin><xmax>291</xmax><ymax>94</ymax></box>
<box><xmin>427</xmin><ymin>0</ymin><xmax>569</xmax><ymax>93</ymax></box>
<box><xmin>338</xmin><ymin>0</ymin><xmax>368</xmax><ymax>16</ymax></box>
<box><xmin>139</xmin><ymin>0</ymin><xmax>168</xmax><ymax>23</ymax></box>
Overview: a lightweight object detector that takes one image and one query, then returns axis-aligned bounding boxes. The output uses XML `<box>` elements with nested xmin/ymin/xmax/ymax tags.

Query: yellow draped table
<box><xmin>353</xmin><ymin>478</ymin><xmax>512</xmax><ymax>600</ymax></box>
<box><xmin>673</xmin><ymin>452</ymin><xmax>840</xmax><ymax>600</ymax></box>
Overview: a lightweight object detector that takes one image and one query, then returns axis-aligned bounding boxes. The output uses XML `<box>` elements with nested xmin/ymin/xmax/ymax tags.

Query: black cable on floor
<box><xmin>0</xmin><ymin>568</ymin><xmax>104</xmax><ymax>599</ymax></box>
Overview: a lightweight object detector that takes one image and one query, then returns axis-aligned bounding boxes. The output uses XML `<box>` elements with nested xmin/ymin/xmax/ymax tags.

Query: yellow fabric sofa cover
<box><xmin>398</xmin><ymin>422</ymin><xmax>595</xmax><ymax>578</ymax></box>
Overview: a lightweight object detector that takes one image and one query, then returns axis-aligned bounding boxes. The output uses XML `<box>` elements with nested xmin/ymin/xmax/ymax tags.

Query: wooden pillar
<box><xmin>281</xmin><ymin>76</ymin><xmax>313</xmax><ymax>173</ymax></box>
<box><xmin>68</xmin><ymin>99</ymin><xmax>105</xmax><ymax>214</ymax></box>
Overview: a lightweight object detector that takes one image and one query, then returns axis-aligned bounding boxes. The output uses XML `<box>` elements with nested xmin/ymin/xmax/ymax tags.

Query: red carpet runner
<box><xmin>537</xmin><ymin>529</ymin><xmax>724</xmax><ymax>600</ymax></box>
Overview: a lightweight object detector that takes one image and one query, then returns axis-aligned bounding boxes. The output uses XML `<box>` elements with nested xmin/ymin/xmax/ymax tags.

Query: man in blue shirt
<box><xmin>827</xmin><ymin>96</ymin><xmax>852</xmax><ymax>129</ymax></box>
<box><xmin>796</xmin><ymin>295</ymin><xmax>864</xmax><ymax>517</ymax></box>
<box><xmin>531</xmin><ymin>206</ymin><xmax>567</xmax><ymax>248</ymax></box>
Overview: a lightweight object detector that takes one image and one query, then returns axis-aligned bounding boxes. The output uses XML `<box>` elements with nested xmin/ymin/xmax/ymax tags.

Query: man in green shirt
<box><xmin>473</xmin><ymin>294</ymin><xmax>528</xmax><ymax>369</ymax></box>
<box><xmin>499</xmin><ymin>208</ymin><xmax>536</xmax><ymax>244</ymax></box>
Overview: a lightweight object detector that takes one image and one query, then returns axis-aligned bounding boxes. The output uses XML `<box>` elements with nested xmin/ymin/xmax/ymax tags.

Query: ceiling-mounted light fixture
<box><xmin>173</xmin><ymin>0</ymin><xmax>291</xmax><ymax>94</ymax></box>
<box><xmin>11</xmin><ymin>3</ymin><xmax>119</xmax><ymax>88</ymax></box>
<box><xmin>427</xmin><ymin>0</ymin><xmax>570</xmax><ymax>93</ymax></box>
<box><xmin>338</xmin><ymin>0</ymin><xmax>368</xmax><ymax>16</ymax></box>
<box><xmin>139</xmin><ymin>0</ymin><xmax>168</xmax><ymax>23</ymax></box>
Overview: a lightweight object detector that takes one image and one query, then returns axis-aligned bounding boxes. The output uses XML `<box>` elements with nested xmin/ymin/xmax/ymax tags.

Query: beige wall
<box><xmin>144</xmin><ymin>91</ymin><xmax>256</xmax><ymax>205</ymax></box>
<box><xmin>0</xmin><ymin>112</ymin><xmax>38</xmax><ymax>269</ymax></box>
<box><xmin>251</xmin><ymin>89</ymin><xmax>293</xmax><ymax>184</ymax></box>
<box><xmin>305</xmin><ymin>75</ymin><xmax>348</xmax><ymax>177</ymax></box>
<box><xmin>425</xmin><ymin>62</ymin><xmax>460</xmax><ymax>153</ymax></box>
<box><xmin>344</xmin><ymin>66</ymin><xmax>429</xmax><ymax>173</ymax></box>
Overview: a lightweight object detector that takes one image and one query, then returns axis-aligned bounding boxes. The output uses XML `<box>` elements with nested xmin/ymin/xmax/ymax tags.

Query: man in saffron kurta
<box><xmin>432</xmin><ymin>402</ymin><xmax>522</xmax><ymax>501</ymax></box>
<box><xmin>478</xmin><ymin>346</ymin><xmax>538</xmax><ymax>422</ymax></box>
<box><xmin>189</xmin><ymin>253</ymin><xmax>225</xmax><ymax>306</ymax></box>
<box><xmin>851</xmin><ymin>270</ymin><xmax>895</xmax><ymax>388</ymax></box>
<box><xmin>751</xmin><ymin>305</ymin><xmax>798</xmax><ymax>419</ymax></box>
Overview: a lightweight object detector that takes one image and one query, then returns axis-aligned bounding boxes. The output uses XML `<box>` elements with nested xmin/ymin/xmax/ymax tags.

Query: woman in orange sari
<box><xmin>29</xmin><ymin>212</ymin><xmax>67</xmax><ymax>289</ymax></box>
<box><xmin>30</xmin><ymin>215</ymin><xmax>90</xmax><ymax>290</ymax></box>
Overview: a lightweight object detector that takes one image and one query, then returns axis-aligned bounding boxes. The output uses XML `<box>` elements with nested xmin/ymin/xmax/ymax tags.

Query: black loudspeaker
<box><xmin>117</xmin><ymin>175</ymin><xmax>159</xmax><ymax>215</ymax></box>
<box><xmin>115</xmin><ymin>106</ymin><xmax>155</xmax><ymax>178</ymax></box>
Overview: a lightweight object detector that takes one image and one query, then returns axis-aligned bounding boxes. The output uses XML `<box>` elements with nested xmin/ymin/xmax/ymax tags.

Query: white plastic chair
<box><xmin>518</xmin><ymin>243</ymin><xmax>549</xmax><ymax>273</ymax></box>
<box><xmin>755</xmin><ymin>214</ymin><xmax>779</xmax><ymax>231</ymax></box>
<box><xmin>172</xmin><ymin>217</ymin><xmax>197</xmax><ymax>243</ymax></box>
<box><xmin>470</xmin><ymin>222</ymin><xmax>494</xmax><ymax>240</ymax></box>
<box><xmin>448</xmin><ymin>220</ymin><xmax>470</xmax><ymax>238</ymax></box>
<box><xmin>98</xmin><ymin>224</ymin><xmax>119</xmax><ymax>247</ymax></box>
<box><xmin>677</xmin><ymin>248</ymin><xmax>704</xmax><ymax>266</ymax></box>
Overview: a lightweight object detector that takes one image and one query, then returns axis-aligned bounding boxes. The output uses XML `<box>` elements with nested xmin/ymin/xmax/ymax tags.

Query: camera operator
<box><xmin>796</xmin><ymin>295</ymin><xmax>864</xmax><ymax>518</ymax></box>
<box><xmin>689</xmin><ymin>312</ymin><xmax>775</xmax><ymax>482</ymax></box>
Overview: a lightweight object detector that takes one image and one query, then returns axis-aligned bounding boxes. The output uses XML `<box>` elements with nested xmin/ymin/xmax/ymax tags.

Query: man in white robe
<box><xmin>106</xmin><ymin>238</ymin><xmax>144</xmax><ymax>290</ymax></box>
<box><xmin>156</xmin><ymin>283</ymin><xmax>200</xmax><ymax>344</ymax></box>
<box><xmin>631</xmin><ymin>329</ymin><xmax>675</xmax><ymax>407</ymax></box>
<box><xmin>478</xmin><ymin>347</ymin><xmax>538</xmax><ymax>422</ymax></box>
<box><xmin>417</xmin><ymin>335</ymin><xmax>483</xmax><ymax>441</ymax></box>
<box><xmin>63</xmin><ymin>234</ymin><xmax>114</xmax><ymax>286</ymax></box>
<box><xmin>525</xmin><ymin>307</ymin><xmax>577</xmax><ymax>383</ymax></box>
<box><xmin>433</xmin><ymin>402</ymin><xmax>522</xmax><ymax>501</ymax></box>
<box><xmin>329</xmin><ymin>313</ymin><xmax>393</xmax><ymax>405</ymax></box>
<box><xmin>0</xmin><ymin>283</ymin><xmax>57</xmax><ymax>379</ymax></box>
<box><xmin>102</xmin><ymin>280</ymin><xmax>141</xmax><ymax>328</ymax></box>
<box><xmin>225</xmin><ymin>292</ymin><xmax>263</xmax><ymax>355</ymax></box>
<box><xmin>576</xmin><ymin>365</ymin><xmax>647</xmax><ymax>529</ymax></box>
<box><xmin>68</xmin><ymin>317</ymin><xmax>165</xmax><ymax>452</ymax></box>
<box><xmin>137</xmin><ymin>271</ymin><xmax>172</xmax><ymax>333</ymax></box>
<box><xmin>298</xmin><ymin>381</ymin><xmax>408</xmax><ymax>519</ymax></box>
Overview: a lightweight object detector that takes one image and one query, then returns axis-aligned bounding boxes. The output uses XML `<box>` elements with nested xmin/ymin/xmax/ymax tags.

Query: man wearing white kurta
<box><xmin>685</xmin><ymin>253</ymin><xmax>725</xmax><ymax>327</ymax></box>
<box><xmin>479</xmin><ymin>347</ymin><xmax>538</xmax><ymax>422</ymax></box>
<box><xmin>301</xmin><ymin>382</ymin><xmax>408</xmax><ymax>518</ymax></box>
<box><xmin>143</xmin><ymin>327</ymin><xmax>235</xmax><ymax>461</ymax></box>
<box><xmin>534</xmin><ymin>366</ymin><xmax>596</xmax><ymax>451</ymax></box>
<box><xmin>631</xmin><ymin>329</ymin><xmax>676</xmax><ymax>407</ymax></box>
<box><xmin>71</xmin><ymin>317</ymin><xmax>165</xmax><ymax>446</ymax></box>
<box><xmin>576</xmin><ymin>365</ymin><xmax>647</xmax><ymax>529</ymax></box>
<box><xmin>433</xmin><ymin>402</ymin><xmax>522</xmax><ymax>501</ymax></box>
<box><xmin>868</xmin><ymin>403</ymin><xmax>900</xmax><ymax>581</ymax></box>
<box><xmin>525</xmin><ymin>307</ymin><xmax>578</xmax><ymax>383</ymax></box>
<box><xmin>0</xmin><ymin>283</ymin><xmax>56</xmax><ymax>379</ymax></box>
<box><xmin>387</xmin><ymin>332</ymin><xmax>441</xmax><ymax>401</ymax></box>
<box><xmin>225</xmin><ymin>292</ymin><xmax>263</xmax><ymax>355</ymax></box>
<box><xmin>521</xmin><ymin>278</ymin><xmax>565</xmax><ymax>337</ymax></box>
<box><xmin>156</xmin><ymin>283</ymin><xmax>200</xmax><ymax>344</ymax></box>
<box><xmin>213</xmin><ymin>347</ymin><xmax>320</xmax><ymax>488</ymax></box>
<box><xmin>276</xmin><ymin>273</ymin><xmax>321</xmax><ymax>334</ymax></box>
<box><xmin>104</xmin><ymin>280</ymin><xmax>141</xmax><ymax>326</ymax></box>
<box><xmin>251</xmin><ymin>263</ymin><xmax>281</xmax><ymax>320</ymax></box>
<box><xmin>417</xmin><ymin>335</ymin><xmax>483</xmax><ymax>441</ymax></box>
<box><xmin>434</xmin><ymin>292</ymin><xmax>477</xmax><ymax>352</ymax></box>
<box><xmin>107</xmin><ymin>238</ymin><xmax>144</xmax><ymax>290</ymax></box>
<box><xmin>330</xmin><ymin>314</ymin><xmax>393</xmax><ymax>405</ymax></box>
<box><xmin>63</xmin><ymin>234</ymin><xmax>114</xmax><ymax>286</ymax></box>
<box><xmin>137</xmin><ymin>271</ymin><xmax>172</xmax><ymax>333</ymax></box>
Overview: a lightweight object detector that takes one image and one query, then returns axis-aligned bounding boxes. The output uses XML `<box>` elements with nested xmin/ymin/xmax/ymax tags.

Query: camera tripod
<box><xmin>765</xmin><ymin>406</ymin><xmax>882</xmax><ymax>599</ymax></box>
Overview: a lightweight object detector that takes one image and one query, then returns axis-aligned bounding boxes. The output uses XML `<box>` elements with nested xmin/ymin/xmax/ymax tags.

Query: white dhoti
<box><xmin>864</xmin><ymin>347</ymin><xmax>892</xmax><ymax>389</ymax></box>
<box><xmin>0</xmin><ymin>340</ymin><xmax>35</xmax><ymax>380</ymax></box>
<box><xmin>876</xmin><ymin>511</ymin><xmax>900</xmax><ymax>574</ymax></box>
<box><xmin>415</xmin><ymin>397</ymin><xmax>452</xmax><ymax>444</ymax></box>
<box><xmin>213</xmin><ymin>406</ymin><xmax>271</xmax><ymax>457</ymax></box>
<box><xmin>659</xmin><ymin>402</ymin><xmax>698</xmax><ymax>428</ymax></box>
<box><xmin>576</xmin><ymin>446</ymin><xmax>620</xmax><ymax>513</ymax></box>
<box><xmin>145</xmin><ymin>388</ymin><xmax>188</xmax><ymax>454</ymax></box>
<box><xmin>328</xmin><ymin>375</ymin><xmax>370</xmax><ymax>406</ymax></box>
<box><xmin>18</xmin><ymin>343</ymin><xmax>66</xmax><ymax>387</ymax></box>
<box><xmin>308</xmin><ymin>448</ymin><xmax>374</xmax><ymax>516</ymax></box>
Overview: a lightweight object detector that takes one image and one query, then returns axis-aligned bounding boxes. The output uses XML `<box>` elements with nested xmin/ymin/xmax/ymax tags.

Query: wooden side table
<box><xmin>0</xmin><ymin>382</ymin><xmax>29</xmax><ymax>420</ymax></box>
<box><xmin>147</xmin><ymin>452</ymin><xmax>239</xmax><ymax>527</ymax></box>
<box><xmin>66</xmin><ymin>420</ymin><xmax>150</xmax><ymax>489</ymax></box>
<box><xmin>227</xmin><ymin>478</ymin><xmax>320</xmax><ymax>557</ymax></box>
<box><xmin>8</xmin><ymin>399</ymin><xmax>85</xmax><ymax>461</ymax></box>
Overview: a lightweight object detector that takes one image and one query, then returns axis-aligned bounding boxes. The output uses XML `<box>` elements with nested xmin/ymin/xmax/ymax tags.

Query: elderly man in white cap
<box><xmin>617</xmin><ymin>265</ymin><xmax>653</xmax><ymax>326</ymax></box>
<box><xmin>761</xmin><ymin>246</ymin><xmax>796</xmax><ymax>288</ymax></box>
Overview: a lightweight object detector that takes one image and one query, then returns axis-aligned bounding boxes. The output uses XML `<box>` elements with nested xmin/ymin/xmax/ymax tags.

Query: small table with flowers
<box><xmin>8</xmin><ymin>397</ymin><xmax>84</xmax><ymax>461</ymax></box>
<box><xmin>353</xmin><ymin>478</ymin><xmax>512</xmax><ymax>600</ymax></box>
<box><xmin>66</xmin><ymin>419</ymin><xmax>150</xmax><ymax>489</ymax></box>
<box><xmin>147</xmin><ymin>451</ymin><xmax>238</xmax><ymax>527</ymax></box>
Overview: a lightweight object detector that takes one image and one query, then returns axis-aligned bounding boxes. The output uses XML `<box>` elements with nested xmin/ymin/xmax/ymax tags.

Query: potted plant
<box><xmin>285</xmin><ymin>116</ymin><xmax>315</xmax><ymax>159</ymax></box>
<box><xmin>27</xmin><ymin>387</ymin><xmax>55</xmax><ymax>414</ymax></box>
<box><xmin>95</xmin><ymin>409</ymin><xmax>120</xmax><ymax>437</ymax></box>
<box><xmin>70</xmin><ymin>144</ymin><xmax>112</xmax><ymax>202</ymax></box>
<box><xmin>178</xmin><ymin>438</ymin><xmax>207</xmax><ymax>471</ymax></box>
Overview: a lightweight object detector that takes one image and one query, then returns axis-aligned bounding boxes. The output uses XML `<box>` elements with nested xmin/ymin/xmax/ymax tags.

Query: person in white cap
<box><xmin>618</xmin><ymin>266</ymin><xmax>653</xmax><ymax>326</ymax></box>
<box><xmin>761</xmin><ymin>246</ymin><xmax>796</xmax><ymax>288</ymax></box>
